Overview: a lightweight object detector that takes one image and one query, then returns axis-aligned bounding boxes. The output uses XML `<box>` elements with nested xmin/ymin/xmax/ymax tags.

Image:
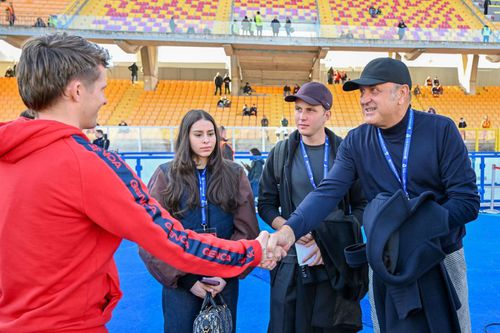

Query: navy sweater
<box><xmin>286</xmin><ymin>110</ymin><xmax>479</xmax><ymax>252</ymax></box>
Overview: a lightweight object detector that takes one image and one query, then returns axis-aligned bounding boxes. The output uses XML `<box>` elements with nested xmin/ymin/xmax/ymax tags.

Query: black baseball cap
<box><xmin>284</xmin><ymin>82</ymin><xmax>332</xmax><ymax>110</ymax></box>
<box><xmin>343</xmin><ymin>57</ymin><xmax>412</xmax><ymax>91</ymax></box>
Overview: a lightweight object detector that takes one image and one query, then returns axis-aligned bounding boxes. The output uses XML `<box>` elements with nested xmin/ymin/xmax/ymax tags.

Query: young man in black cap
<box><xmin>266</xmin><ymin>58</ymin><xmax>479</xmax><ymax>332</ymax></box>
<box><xmin>258</xmin><ymin>81</ymin><xmax>367</xmax><ymax>333</ymax></box>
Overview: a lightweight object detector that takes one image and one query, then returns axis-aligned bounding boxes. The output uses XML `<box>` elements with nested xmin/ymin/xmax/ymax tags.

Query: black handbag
<box><xmin>193</xmin><ymin>293</ymin><xmax>233</xmax><ymax>333</ymax></box>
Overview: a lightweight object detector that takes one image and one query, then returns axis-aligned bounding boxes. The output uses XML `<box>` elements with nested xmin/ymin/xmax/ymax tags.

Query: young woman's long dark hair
<box><xmin>162</xmin><ymin>109</ymin><xmax>239</xmax><ymax>217</ymax></box>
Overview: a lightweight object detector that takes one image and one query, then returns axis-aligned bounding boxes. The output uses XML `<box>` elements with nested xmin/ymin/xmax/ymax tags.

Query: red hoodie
<box><xmin>0</xmin><ymin>118</ymin><xmax>262</xmax><ymax>332</ymax></box>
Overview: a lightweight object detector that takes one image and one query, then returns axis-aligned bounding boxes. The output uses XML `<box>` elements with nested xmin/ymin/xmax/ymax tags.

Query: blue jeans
<box><xmin>162</xmin><ymin>278</ymin><xmax>239</xmax><ymax>333</ymax></box>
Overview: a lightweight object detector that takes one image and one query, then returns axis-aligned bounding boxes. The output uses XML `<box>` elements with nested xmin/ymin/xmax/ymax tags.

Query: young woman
<box><xmin>140</xmin><ymin>109</ymin><xmax>259</xmax><ymax>332</ymax></box>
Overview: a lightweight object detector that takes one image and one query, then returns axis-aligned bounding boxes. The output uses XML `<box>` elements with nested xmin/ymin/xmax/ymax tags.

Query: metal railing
<box><xmin>2</xmin><ymin>15</ymin><xmax>497</xmax><ymax>44</ymax></box>
<box><xmin>118</xmin><ymin>150</ymin><xmax>500</xmax><ymax>208</ymax></box>
<box><xmin>87</xmin><ymin>126</ymin><xmax>500</xmax><ymax>154</ymax></box>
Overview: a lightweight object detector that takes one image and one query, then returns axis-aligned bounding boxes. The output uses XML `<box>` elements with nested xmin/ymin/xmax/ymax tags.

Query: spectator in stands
<box><xmin>241</xmin><ymin>16</ymin><xmax>250</xmax><ymax>36</ymax></box>
<box><xmin>242</xmin><ymin>148</ymin><xmax>264</xmax><ymax>198</ymax></box>
<box><xmin>433</xmin><ymin>76</ymin><xmax>440</xmax><ymax>86</ymax></box>
<box><xmin>222</xmin><ymin>74</ymin><xmax>231</xmax><ymax>94</ymax></box>
<box><xmin>250</xmin><ymin>104</ymin><xmax>258</xmax><ymax>117</ymax></box>
<box><xmin>271</xmin><ymin>16</ymin><xmax>281</xmax><ymax>37</ymax></box>
<box><xmin>231</xmin><ymin>19</ymin><xmax>240</xmax><ymax>35</ymax></box>
<box><xmin>4</xmin><ymin>66</ymin><xmax>14</xmax><ymax>77</ymax></box>
<box><xmin>249</xmin><ymin>17</ymin><xmax>256</xmax><ymax>36</ymax></box>
<box><xmin>92</xmin><ymin>129</ymin><xmax>110</xmax><ymax>150</ymax></box>
<box><xmin>169</xmin><ymin>16</ymin><xmax>177</xmax><ymax>33</ymax></box>
<box><xmin>186</xmin><ymin>26</ymin><xmax>195</xmax><ymax>34</ymax></box>
<box><xmin>5</xmin><ymin>2</ymin><xmax>15</xmax><ymax>26</ymax></box>
<box><xmin>397</xmin><ymin>19</ymin><xmax>407</xmax><ymax>40</ymax></box>
<box><xmin>369</xmin><ymin>5</ymin><xmax>378</xmax><ymax>18</ymax></box>
<box><xmin>283</xmin><ymin>84</ymin><xmax>291</xmax><ymax>97</ymax></box>
<box><xmin>277</xmin><ymin>117</ymin><xmax>289</xmax><ymax>140</ymax></box>
<box><xmin>261</xmin><ymin>115</ymin><xmax>269</xmax><ymax>127</ymax></box>
<box><xmin>341</xmin><ymin>71</ymin><xmax>348</xmax><ymax>84</ymax></box>
<box><xmin>327</xmin><ymin>67</ymin><xmax>334</xmax><ymax>84</ymax></box>
<box><xmin>482</xmin><ymin>25</ymin><xmax>492</xmax><ymax>43</ymax></box>
<box><xmin>481</xmin><ymin>115</ymin><xmax>491</xmax><ymax>128</ymax></box>
<box><xmin>432</xmin><ymin>84</ymin><xmax>443</xmax><ymax>96</ymax></box>
<box><xmin>0</xmin><ymin>32</ymin><xmax>268</xmax><ymax>333</ymax></box>
<box><xmin>484</xmin><ymin>0</ymin><xmax>491</xmax><ymax>15</ymax></box>
<box><xmin>458</xmin><ymin>117</ymin><xmax>467</xmax><ymax>129</ymax></box>
<box><xmin>425</xmin><ymin>76</ymin><xmax>432</xmax><ymax>87</ymax></box>
<box><xmin>217</xmin><ymin>95</ymin><xmax>231</xmax><ymax>108</ymax></box>
<box><xmin>285</xmin><ymin>17</ymin><xmax>293</xmax><ymax>37</ymax></box>
<box><xmin>458</xmin><ymin>117</ymin><xmax>467</xmax><ymax>140</ymax></box>
<box><xmin>141</xmin><ymin>110</ymin><xmax>259</xmax><ymax>333</ymax></box>
<box><xmin>33</xmin><ymin>17</ymin><xmax>47</xmax><ymax>27</ymax></box>
<box><xmin>431</xmin><ymin>85</ymin><xmax>439</xmax><ymax>96</ymax></box>
<box><xmin>47</xmin><ymin>15</ymin><xmax>54</xmax><ymax>27</ymax></box>
<box><xmin>255</xmin><ymin>11</ymin><xmax>263</xmax><ymax>36</ymax></box>
<box><xmin>202</xmin><ymin>27</ymin><xmax>212</xmax><ymax>35</ymax></box>
<box><xmin>128</xmin><ymin>62</ymin><xmax>139</xmax><ymax>84</ymax></box>
<box><xmin>281</xmin><ymin>117</ymin><xmax>289</xmax><ymax>127</ymax></box>
<box><xmin>427</xmin><ymin>107</ymin><xmax>437</xmax><ymax>114</ymax></box>
<box><xmin>19</xmin><ymin>109</ymin><xmax>37</xmax><ymax>119</ymax></box>
<box><xmin>334</xmin><ymin>70</ymin><xmax>342</xmax><ymax>84</ymax></box>
<box><xmin>118</xmin><ymin>120</ymin><xmax>128</xmax><ymax>126</ymax></box>
<box><xmin>214</xmin><ymin>72</ymin><xmax>223</xmax><ymax>96</ymax></box>
<box><xmin>339</xmin><ymin>30</ymin><xmax>354</xmax><ymax>39</ymax></box>
<box><xmin>242</xmin><ymin>104</ymin><xmax>252</xmax><ymax>116</ymax></box>
<box><xmin>243</xmin><ymin>82</ymin><xmax>253</xmax><ymax>95</ymax></box>
<box><xmin>293</xmin><ymin>84</ymin><xmax>300</xmax><ymax>94</ymax></box>
<box><xmin>219</xmin><ymin>125</ymin><xmax>234</xmax><ymax>160</ymax></box>
<box><xmin>413</xmin><ymin>84</ymin><xmax>422</xmax><ymax>96</ymax></box>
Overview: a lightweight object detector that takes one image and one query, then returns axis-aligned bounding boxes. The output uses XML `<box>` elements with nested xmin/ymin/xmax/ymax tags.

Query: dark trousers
<box><xmin>214</xmin><ymin>85</ymin><xmax>222</xmax><ymax>95</ymax></box>
<box><xmin>162</xmin><ymin>278</ymin><xmax>239</xmax><ymax>333</ymax></box>
<box><xmin>225</xmin><ymin>84</ymin><xmax>231</xmax><ymax>94</ymax></box>
<box><xmin>269</xmin><ymin>261</ymin><xmax>361</xmax><ymax>333</ymax></box>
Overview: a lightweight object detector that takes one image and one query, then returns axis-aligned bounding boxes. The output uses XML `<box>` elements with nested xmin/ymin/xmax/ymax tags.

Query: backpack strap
<box><xmin>272</xmin><ymin>139</ymin><xmax>288</xmax><ymax>191</ymax></box>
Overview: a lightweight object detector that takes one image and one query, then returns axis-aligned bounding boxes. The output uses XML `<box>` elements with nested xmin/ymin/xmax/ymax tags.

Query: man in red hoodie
<box><xmin>0</xmin><ymin>33</ymin><xmax>279</xmax><ymax>332</ymax></box>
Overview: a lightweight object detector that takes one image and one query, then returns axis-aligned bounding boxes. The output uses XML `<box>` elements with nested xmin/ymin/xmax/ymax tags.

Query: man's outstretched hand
<box><xmin>256</xmin><ymin>230</ymin><xmax>288</xmax><ymax>270</ymax></box>
<box><xmin>266</xmin><ymin>225</ymin><xmax>295</xmax><ymax>261</ymax></box>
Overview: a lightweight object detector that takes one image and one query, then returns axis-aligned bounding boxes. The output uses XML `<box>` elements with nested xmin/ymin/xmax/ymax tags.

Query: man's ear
<box><xmin>64</xmin><ymin>80</ymin><xmax>82</xmax><ymax>102</ymax></box>
<box><xmin>399</xmin><ymin>85</ymin><xmax>410</xmax><ymax>105</ymax></box>
<box><xmin>324</xmin><ymin>109</ymin><xmax>331</xmax><ymax>121</ymax></box>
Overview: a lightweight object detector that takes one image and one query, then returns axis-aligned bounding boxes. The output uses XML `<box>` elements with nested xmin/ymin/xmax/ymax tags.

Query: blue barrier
<box><xmin>119</xmin><ymin>151</ymin><xmax>500</xmax><ymax>206</ymax></box>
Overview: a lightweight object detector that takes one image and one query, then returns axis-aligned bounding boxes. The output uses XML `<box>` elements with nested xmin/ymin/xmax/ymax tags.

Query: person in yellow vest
<box><xmin>255</xmin><ymin>11</ymin><xmax>263</xmax><ymax>37</ymax></box>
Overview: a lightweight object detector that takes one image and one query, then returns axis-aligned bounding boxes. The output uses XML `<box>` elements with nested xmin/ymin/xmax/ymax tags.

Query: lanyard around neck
<box><xmin>299</xmin><ymin>135</ymin><xmax>329</xmax><ymax>189</ymax></box>
<box><xmin>376</xmin><ymin>109</ymin><xmax>414</xmax><ymax>199</ymax></box>
<box><xmin>197</xmin><ymin>168</ymin><xmax>208</xmax><ymax>229</ymax></box>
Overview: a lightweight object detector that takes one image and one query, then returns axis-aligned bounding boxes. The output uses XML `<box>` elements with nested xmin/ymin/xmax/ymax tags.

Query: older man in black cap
<box><xmin>259</xmin><ymin>81</ymin><xmax>368</xmax><ymax>333</ymax></box>
<box><xmin>266</xmin><ymin>58</ymin><xmax>479</xmax><ymax>332</ymax></box>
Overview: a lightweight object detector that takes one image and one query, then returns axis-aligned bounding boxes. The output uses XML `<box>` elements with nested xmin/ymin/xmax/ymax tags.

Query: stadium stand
<box><xmin>232</xmin><ymin>0</ymin><xmax>318</xmax><ymax>23</ymax></box>
<box><xmin>71</xmin><ymin>0</ymin><xmax>232</xmax><ymax>34</ymax></box>
<box><xmin>319</xmin><ymin>0</ymin><xmax>484</xmax><ymax>40</ymax></box>
<box><xmin>1</xmin><ymin>78</ymin><xmax>497</xmax><ymax>130</ymax></box>
<box><xmin>2</xmin><ymin>0</ymin><xmax>73</xmax><ymax>26</ymax></box>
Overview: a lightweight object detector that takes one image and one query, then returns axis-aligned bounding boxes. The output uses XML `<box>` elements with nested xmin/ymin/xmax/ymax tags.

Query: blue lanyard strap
<box><xmin>377</xmin><ymin>109</ymin><xmax>414</xmax><ymax>198</ymax></box>
<box><xmin>299</xmin><ymin>135</ymin><xmax>330</xmax><ymax>189</ymax></box>
<box><xmin>197</xmin><ymin>168</ymin><xmax>208</xmax><ymax>229</ymax></box>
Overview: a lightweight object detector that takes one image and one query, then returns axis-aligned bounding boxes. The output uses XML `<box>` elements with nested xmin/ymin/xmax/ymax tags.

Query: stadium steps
<box><xmin>106</xmin><ymin>82</ymin><xmax>145</xmax><ymax>126</ymax></box>
<box><xmin>214</xmin><ymin>0</ymin><xmax>232</xmax><ymax>34</ymax></box>
<box><xmin>5</xmin><ymin>0</ymin><xmax>73</xmax><ymax>26</ymax></box>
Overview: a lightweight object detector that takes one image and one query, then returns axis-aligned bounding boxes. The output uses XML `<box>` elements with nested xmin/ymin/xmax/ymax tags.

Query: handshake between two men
<box><xmin>255</xmin><ymin>225</ymin><xmax>297</xmax><ymax>269</ymax></box>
